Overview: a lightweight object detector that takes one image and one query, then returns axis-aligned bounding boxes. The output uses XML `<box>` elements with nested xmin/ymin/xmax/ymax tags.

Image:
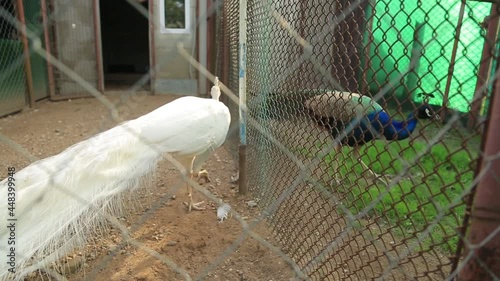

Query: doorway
<box><xmin>99</xmin><ymin>0</ymin><xmax>150</xmax><ymax>90</ymax></box>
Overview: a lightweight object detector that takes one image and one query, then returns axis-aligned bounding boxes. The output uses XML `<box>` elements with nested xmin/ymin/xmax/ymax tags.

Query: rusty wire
<box><xmin>0</xmin><ymin>0</ymin><xmax>499</xmax><ymax>280</ymax></box>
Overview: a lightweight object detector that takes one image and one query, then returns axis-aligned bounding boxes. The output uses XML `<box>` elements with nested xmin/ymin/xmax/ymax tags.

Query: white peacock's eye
<box><xmin>425</xmin><ymin>108</ymin><xmax>432</xmax><ymax>117</ymax></box>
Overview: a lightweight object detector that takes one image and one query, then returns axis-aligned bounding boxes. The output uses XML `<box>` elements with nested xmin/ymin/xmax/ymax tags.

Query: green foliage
<box><xmin>164</xmin><ymin>0</ymin><xmax>186</xmax><ymax>28</ymax></box>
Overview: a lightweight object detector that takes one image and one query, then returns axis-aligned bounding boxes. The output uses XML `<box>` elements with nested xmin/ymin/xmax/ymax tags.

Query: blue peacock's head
<box><xmin>416</xmin><ymin>93</ymin><xmax>440</xmax><ymax>120</ymax></box>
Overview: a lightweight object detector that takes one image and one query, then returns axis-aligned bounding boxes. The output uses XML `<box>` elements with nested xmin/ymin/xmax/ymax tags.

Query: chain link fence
<box><xmin>216</xmin><ymin>0</ymin><xmax>241</xmax><ymax>161</ymax></box>
<box><xmin>0</xmin><ymin>0</ymin><xmax>28</xmax><ymax>116</ymax></box>
<box><xmin>0</xmin><ymin>0</ymin><xmax>305</xmax><ymax>280</ymax></box>
<box><xmin>218</xmin><ymin>0</ymin><xmax>500</xmax><ymax>280</ymax></box>
<box><xmin>0</xmin><ymin>0</ymin><xmax>498</xmax><ymax>280</ymax></box>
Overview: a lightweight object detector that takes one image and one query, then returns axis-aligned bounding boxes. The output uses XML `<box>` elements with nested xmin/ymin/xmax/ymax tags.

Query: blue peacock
<box><xmin>304</xmin><ymin>91</ymin><xmax>439</xmax><ymax>184</ymax></box>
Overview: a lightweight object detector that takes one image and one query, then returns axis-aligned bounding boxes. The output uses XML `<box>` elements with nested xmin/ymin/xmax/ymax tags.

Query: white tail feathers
<box><xmin>210</xmin><ymin>76</ymin><xmax>221</xmax><ymax>100</ymax></box>
<box><xmin>0</xmin><ymin>122</ymin><xmax>161</xmax><ymax>280</ymax></box>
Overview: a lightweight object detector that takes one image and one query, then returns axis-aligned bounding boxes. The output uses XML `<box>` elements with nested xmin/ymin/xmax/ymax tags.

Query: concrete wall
<box><xmin>152</xmin><ymin>0</ymin><xmax>198</xmax><ymax>95</ymax></box>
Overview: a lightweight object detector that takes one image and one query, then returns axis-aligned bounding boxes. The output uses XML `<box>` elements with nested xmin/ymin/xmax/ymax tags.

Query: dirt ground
<box><xmin>0</xmin><ymin>93</ymin><xmax>298</xmax><ymax>281</ymax></box>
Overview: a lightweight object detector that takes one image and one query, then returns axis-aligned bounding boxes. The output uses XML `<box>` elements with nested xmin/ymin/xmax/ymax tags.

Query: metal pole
<box><xmin>16</xmin><ymin>0</ymin><xmax>35</xmax><ymax>107</ymax></box>
<box><xmin>458</xmin><ymin>56</ymin><xmax>500</xmax><ymax>281</ymax></box>
<box><xmin>40</xmin><ymin>0</ymin><xmax>56</xmax><ymax>99</ymax></box>
<box><xmin>206</xmin><ymin>0</ymin><xmax>215</xmax><ymax>93</ymax></box>
<box><xmin>238</xmin><ymin>0</ymin><xmax>247</xmax><ymax>195</ymax></box>
<box><xmin>92</xmin><ymin>0</ymin><xmax>104</xmax><ymax>92</ymax></box>
<box><xmin>149</xmin><ymin>0</ymin><xmax>156</xmax><ymax>94</ymax></box>
<box><xmin>198</xmin><ymin>0</ymin><xmax>208</xmax><ymax>96</ymax></box>
<box><xmin>221</xmin><ymin>3</ymin><xmax>229</xmax><ymax>87</ymax></box>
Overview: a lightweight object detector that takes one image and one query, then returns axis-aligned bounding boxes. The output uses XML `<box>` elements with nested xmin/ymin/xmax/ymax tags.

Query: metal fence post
<box><xmin>16</xmin><ymin>0</ymin><xmax>35</xmax><ymax>107</ymax></box>
<box><xmin>458</xmin><ymin>58</ymin><xmax>500</xmax><ymax>281</ymax></box>
<box><xmin>149</xmin><ymin>0</ymin><xmax>156</xmax><ymax>94</ymax></box>
<box><xmin>92</xmin><ymin>0</ymin><xmax>104</xmax><ymax>92</ymax></box>
<box><xmin>40</xmin><ymin>0</ymin><xmax>56</xmax><ymax>99</ymax></box>
<box><xmin>238</xmin><ymin>0</ymin><xmax>247</xmax><ymax>195</ymax></box>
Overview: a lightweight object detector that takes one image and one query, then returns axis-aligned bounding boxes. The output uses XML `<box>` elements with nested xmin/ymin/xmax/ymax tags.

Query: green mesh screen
<box><xmin>366</xmin><ymin>0</ymin><xmax>492</xmax><ymax>112</ymax></box>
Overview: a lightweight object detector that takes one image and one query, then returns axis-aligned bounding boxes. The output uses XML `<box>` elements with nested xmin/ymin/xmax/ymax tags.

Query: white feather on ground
<box><xmin>0</xmin><ymin>82</ymin><xmax>230</xmax><ymax>280</ymax></box>
<box><xmin>217</xmin><ymin>203</ymin><xmax>231</xmax><ymax>222</ymax></box>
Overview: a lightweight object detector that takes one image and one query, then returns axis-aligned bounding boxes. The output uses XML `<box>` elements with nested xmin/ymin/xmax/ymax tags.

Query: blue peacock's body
<box><xmin>304</xmin><ymin>91</ymin><xmax>438</xmax><ymax>183</ymax></box>
<box><xmin>305</xmin><ymin>91</ymin><xmax>434</xmax><ymax>146</ymax></box>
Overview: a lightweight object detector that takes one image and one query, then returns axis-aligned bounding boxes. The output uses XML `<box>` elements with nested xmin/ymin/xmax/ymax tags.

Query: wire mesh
<box><xmin>219</xmin><ymin>0</ymin><xmax>499</xmax><ymax>280</ymax></box>
<box><xmin>0</xmin><ymin>0</ymin><xmax>498</xmax><ymax>280</ymax></box>
<box><xmin>0</xmin><ymin>0</ymin><xmax>27</xmax><ymax>116</ymax></box>
<box><xmin>0</xmin><ymin>0</ymin><xmax>305</xmax><ymax>280</ymax></box>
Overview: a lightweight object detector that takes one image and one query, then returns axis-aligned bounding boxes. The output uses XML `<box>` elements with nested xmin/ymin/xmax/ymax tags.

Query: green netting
<box><xmin>366</xmin><ymin>0</ymin><xmax>492</xmax><ymax>112</ymax></box>
<box><xmin>0</xmin><ymin>39</ymin><xmax>27</xmax><ymax>116</ymax></box>
<box><xmin>24</xmin><ymin>0</ymin><xmax>49</xmax><ymax>101</ymax></box>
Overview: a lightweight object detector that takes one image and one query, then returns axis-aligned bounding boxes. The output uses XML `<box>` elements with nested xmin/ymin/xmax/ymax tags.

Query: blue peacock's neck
<box><xmin>367</xmin><ymin>111</ymin><xmax>418</xmax><ymax>140</ymax></box>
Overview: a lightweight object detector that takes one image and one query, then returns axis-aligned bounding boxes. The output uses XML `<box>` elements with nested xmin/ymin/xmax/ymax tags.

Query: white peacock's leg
<box><xmin>184</xmin><ymin>151</ymin><xmax>211</xmax><ymax>212</ymax></box>
<box><xmin>192</xmin><ymin>149</ymin><xmax>211</xmax><ymax>182</ymax></box>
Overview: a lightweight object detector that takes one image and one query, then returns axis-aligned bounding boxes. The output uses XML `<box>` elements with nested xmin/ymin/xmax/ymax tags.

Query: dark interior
<box><xmin>99</xmin><ymin>0</ymin><xmax>150</xmax><ymax>90</ymax></box>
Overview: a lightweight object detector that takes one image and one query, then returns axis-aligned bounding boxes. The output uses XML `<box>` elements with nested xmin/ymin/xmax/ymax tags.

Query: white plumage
<box><xmin>217</xmin><ymin>203</ymin><xmax>231</xmax><ymax>222</ymax></box>
<box><xmin>0</xmin><ymin>77</ymin><xmax>230</xmax><ymax>280</ymax></box>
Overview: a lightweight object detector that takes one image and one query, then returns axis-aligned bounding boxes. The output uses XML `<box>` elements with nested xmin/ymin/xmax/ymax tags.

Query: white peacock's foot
<box><xmin>183</xmin><ymin>200</ymin><xmax>205</xmax><ymax>212</ymax></box>
<box><xmin>197</xmin><ymin>169</ymin><xmax>211</xmax><ymax>184</ymax></box>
